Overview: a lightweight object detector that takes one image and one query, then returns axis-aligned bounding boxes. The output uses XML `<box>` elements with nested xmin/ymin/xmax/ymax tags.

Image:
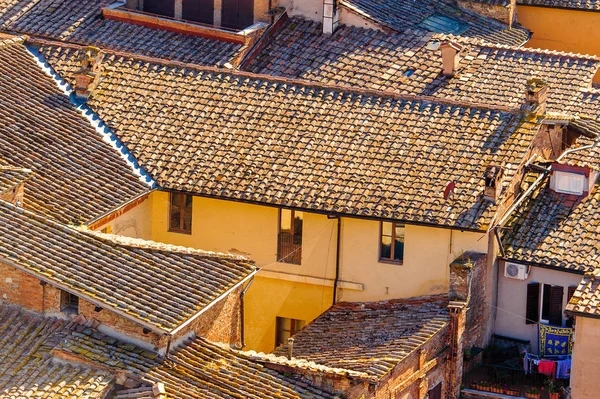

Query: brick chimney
<box><xmin>440</xmin><ymin>41</ymin><xmax>463</xmax><ymax>77</ymax></box>
<box><xmin>483</xmin><ymin>165</ymin><xmax>504</xmax><ymax>203</ymax></box>
<box><xmin>323</xmin><ymin>0</ymin><xmax>339</xmax><ymax>34</ymax></box>
<box><xmin>523</xmin><ymin>78</ymin><xmax>548</xmax><ymax>118</ymax></box>
<box><xmin>73</xmin><ymin>47</ymin><xmax>102</xmax><ymax>100</ymax></box>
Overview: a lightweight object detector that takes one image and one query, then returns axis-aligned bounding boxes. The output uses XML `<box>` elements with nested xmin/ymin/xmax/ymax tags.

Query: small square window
<box><xmin>60</xmin><ymin>290</ymin><xmax>79</xmax><ymax>314</ymax></box>
<box><xmin>275</xmin><ymin>317</ymin><xmax>306</xmax><ymax>347</ymax></box>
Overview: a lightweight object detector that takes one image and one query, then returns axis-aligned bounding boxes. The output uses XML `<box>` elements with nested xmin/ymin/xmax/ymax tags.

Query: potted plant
<box><xmin>525</xmin><ymin>386</ymin><xmax>541</xmax><ymax>399</ymax></box>
<box><xmin>545</xmin><ymin>380</ymin><xmax>561</xmax><ymax>399</ymax></box>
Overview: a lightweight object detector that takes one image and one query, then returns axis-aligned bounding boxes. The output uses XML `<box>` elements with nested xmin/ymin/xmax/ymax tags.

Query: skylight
<box><xmin>418</xmin><ymin>15</ymin><xmax>470</xmax><ymax>35</ymax></box>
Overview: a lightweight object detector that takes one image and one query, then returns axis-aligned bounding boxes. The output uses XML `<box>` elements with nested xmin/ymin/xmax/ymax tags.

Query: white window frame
<box><xmin>553</xmin><ymin>171</ymin><xmax>585</xmax><ymax>195</ymax></box>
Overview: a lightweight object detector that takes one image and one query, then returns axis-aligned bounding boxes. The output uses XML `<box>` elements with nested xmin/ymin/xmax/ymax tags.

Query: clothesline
<box><xmin>523</xmin><ymin>352</ymin><xmax>571</xmax><ymax>379</ymax></box>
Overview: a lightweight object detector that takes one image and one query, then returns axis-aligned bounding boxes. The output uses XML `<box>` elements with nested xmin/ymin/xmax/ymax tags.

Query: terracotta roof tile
<box><xmin>339</xmin><ymin>0</ymin><xmax>530</xmax><ymax>45</ymax></box>
<box><xmin>0</xmin><ymin>38</ymin><xmax>148</xmax><ymax>224</ymax></box>
<box><xmin>566</xmin><ymin>269</ymin><xmax>600</xmax><ymax>317</ymax></box>
<box><xmin>0</xmin><ymin>200</ymin><xmax>257</xmax><ymax>332</ymax></box>
<box><xmin>0</xmin><ymin>166</ymin><xmax>32</xmax><ymax>194</ymax></box>
<box><xmin>246</xmin><ymin>17</ymin><xmax>598</xmax><ymax>114</ymax></box>
<box><xmin>0</xmin><ymin>304</ymin><xmax>332</xmax><ymax>398</ymax></box>
<box><xmin>0</xmin><ymin>0</ymin><xmax>243</xmax><ymax>66</ymax></box>
<box><xmin>502</xmin><ymin>168</ymin><xmax>600</xmax><ymax>272</ymax></box>
<box><xmin>36</xmin><ymin>46</ymin><xmax>544</xmax><ymax>230</ymax></box>
<box><xmin>272</xmin><ymin>296</ymin><xmax>450</xmax><ymax>380</ymax></box>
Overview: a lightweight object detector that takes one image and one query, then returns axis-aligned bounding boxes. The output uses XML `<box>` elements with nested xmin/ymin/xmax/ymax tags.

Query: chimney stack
<box><xmin>483</xmin><ymin>165</ymin><xmax>503</xmax><ymax>203</ymax></box>
<box><xmin>323</xmin><ymin>0</ymin><xmax>339</xmax><ymax>34</ymax></box>
<box><xmin>440</xmin><ymin>41</ymin><xmax>463</xmax><ymax>77</ymax></box>
<box><xmin>523</xmin><ymin>78</ymin><xmax>549</xmax><ymax>118</ymax></box>
<box><xmin>73</xmin><ymin>47</ymin><xmax>101</xmax><ymax>101</ymax></box>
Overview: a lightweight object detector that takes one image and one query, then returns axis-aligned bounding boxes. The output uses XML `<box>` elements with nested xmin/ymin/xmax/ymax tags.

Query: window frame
<box><xmin>378</xmin><ymin>221</ymin><xmax>405</xmax><ymax>264</ymax></box>
<box><xmin>275</xmin><ymin>316</ymin><xmax>306</xmax><ymax>347</ymax></box>
<box><xmin>168</xmin><ymin>192</ymin><xmax>193</xmax><ymax>234</ymax></box>
<box><xmin>277</xmin><ymin>209</ymin><xmax>303</xmax><ymax>265</ymax></box>
<box><xmin>60</xmin><ymin>290</ymin><xmax>79</xmax><ymax>314</ymax></box>
<box><xmin>554</xmin><ymin>171</ymin><xmax>585</xmax><ymax>195</ymax></box>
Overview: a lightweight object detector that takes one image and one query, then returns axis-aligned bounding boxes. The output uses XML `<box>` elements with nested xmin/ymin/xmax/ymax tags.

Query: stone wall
<box><xmin>457</xmin><ymin>0</ymin><xmax>516</xmax><ymax>26</ymax></box>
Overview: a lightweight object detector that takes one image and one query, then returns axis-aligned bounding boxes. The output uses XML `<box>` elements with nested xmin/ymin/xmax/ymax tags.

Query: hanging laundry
<box><xmin>538</xmin><ymin>359</ymin><xmax>556</xmax><ymax>376</ymax></box>
<box><xmin>556</xmin><ymin>358</ymin><xmax>571</xmax><ymax>379</ymax></box>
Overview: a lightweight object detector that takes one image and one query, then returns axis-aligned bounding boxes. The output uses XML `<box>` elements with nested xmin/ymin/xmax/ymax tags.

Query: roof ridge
<box><xmin>29</xmin><ymin>37</ymin><xmax>523</xmax><ymax>114</ymax></box>
<box><xmin>437</xmin><ymin>33</ymin><xmax>600</xmax><ymax>61</ymax></box>
<box><xmin>80</xmin><ymin>229</ymin><xmax>254</xmax><ymax>262</ymax></box>
<box><xmin>0</xmin><ymin>34</ymin><xmax>25</xmax><ymax>48</ymax></box>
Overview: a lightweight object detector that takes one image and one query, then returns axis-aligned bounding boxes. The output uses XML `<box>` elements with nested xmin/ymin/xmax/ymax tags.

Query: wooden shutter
<box><xmin>526</xmin><ymin>283</ymin><xmax>540</xmax><ymax>324</ymax></box>
<box><xmin>221</xmin><ymin>0</ymin><xmax>254</xmax><ymax>29</ymax></box>
<box><xmin>428</xmin><ymin>383</ymin><xmax>442</xmax><ymax>399</ymax></box>
<box><xmin>182</xmin><ymin>0</ymin><xmax>214</xmax><ymax>24</ymax></box>
<box><xmin>548</xmin><ymin>285</ymin><xmax>564</xmax><ymax>326</ymax></box>
<box><xmin>143</xmin><ymin>0</ymin><xmax>175</xmax><ymax>17</ymax></box>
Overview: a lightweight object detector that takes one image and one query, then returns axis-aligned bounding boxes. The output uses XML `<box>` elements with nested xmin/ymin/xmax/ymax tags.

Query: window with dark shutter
<box><xmin>567</xmin><ymin>286</ymin><xmax>577</xmax><ymax>302</ymax></box>
<box><xmin>182</xmin><ymin>0</ymin><xmax>214</xmax><ymax>24</ymax></box>
<box><xmin>221</xmin><ymin>0</ymin><xmax>254</xmax><ymax>30</ymax></box>
<box><xmin>548</xmin><ymin>285</ymin><xmax>564</xmax><ymax>326</ymax></box>
<box><xmin>526</xmin><ymin>282</ymin><xmax>540</xmax><ymax>324</ymax></box>
<box><xmin>428</xmin><ymin>383</ymin><xmax>442</xmax><ymax>399</ymax></box>
<box><xmin>143</xmin><ymin>0</ymin><xmax>175</xmax><ymax>17</ymax></box>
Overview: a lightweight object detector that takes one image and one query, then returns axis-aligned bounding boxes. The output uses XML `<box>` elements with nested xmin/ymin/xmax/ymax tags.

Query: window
<box><xmin>221</xmin><ymin>0</ymin><xmax>254</xmax><ymax>30</ymax></box>
<box><xmin>60</xmin><ymin>290</ymin><xmax>79</xmax><ymax>314</ymax></box>
<box><xmin>143</xmin><ymin>0</ymin><xmax>175</xmax><ymax>17</ymax></box>
<box><xmin>169</xmin><ymin>192</ymin><xmax>193</xmax><ymax>234</ymax></box>
<box><xmin>526</xmin><ymin>283</ymin><xmax>564</xmax><ymax>326</ymax></box>
<box><xmin>428</xmin><ymin>383</ymin><xmax>442</xmax><ymax>399</ymax></box>
<box><xmin>277</xmin><ymin>209</ymin><xmax>303</xmax><ymax>264</ymax></box>
<box><xmin>553</xmin><ymin>171</ymin><xmax>585</xmax><ymax>195</ymax></box>
<box><xmin>379</xmin><ymin>222</ymin><xmax>405</xmax><ymax>263</ymax></box>
<box><xmin>275</xmin><ymin>317</ymin><xmax>306</xmax><ymax>347</ymax></box>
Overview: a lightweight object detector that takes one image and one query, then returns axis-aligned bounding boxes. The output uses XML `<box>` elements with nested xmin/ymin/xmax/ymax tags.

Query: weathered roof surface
<box><xmin>0</xmin><ymin>305</ymin><xmax>113</xmax><ymax>398</ymax></box>
<box><xmin>246</xmin><ymin>17</ymin><xmax>598</xmax><ymax>114</ymax></box>
<box><xmin>517</xmin><ymin>0</ymin><xmax>600</xmax><ymax>11</ymax></box>
<box><xmin>0</xmin><ymin>166</ymin><xmax>31</xmax><ymax>194</ymax></box>
<box><xmin>566</xmin><ymin>269</ymin><xmax>600</xmax><ymax>317</ymax></box>
<box><xmin>0</xmin><ymin>304</ymin><xmax>332</xmax><ymax>399</ymax></box>
<box><xmin>502</xmin><ymin>169</ymin><xmax>600</xmax><ymax>272</ymax></box>
<box><xmin>0</xmin><ymin>0</ymin><xmax>243</xmax><ymax>66</ymax></box>
<box><xmin>0</xmin><ymin>200</ymin><xmax>257</xmax><ymax>333</ymax></box>
<box><xmin>0</xmin><ymin>37</ymin><xmax>148</xmax><ymax>224</ymax></box>
<box><xmin>38</xmin><ymin>46</ymin><xmax>544</xmax><ymax>230</ymax></box>
<box><xmin>339</xmin><ymin>0</ymin><xmax>530</xmax><ymax>45</ymax></box>
<box><xmin>272</xmin><ymin>296</ymin><xmax>449</xmax><ymax>380</ymax></box>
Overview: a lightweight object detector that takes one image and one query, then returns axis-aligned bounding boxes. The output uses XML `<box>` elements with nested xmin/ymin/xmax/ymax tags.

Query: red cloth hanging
<box><xmin>538</xmin><ymin>360</ymin><xmax>556</xmax><ymax>376</ymax></box>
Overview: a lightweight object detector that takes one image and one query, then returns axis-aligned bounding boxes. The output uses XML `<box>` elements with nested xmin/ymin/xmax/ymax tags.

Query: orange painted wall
<box><xmin>517</xmin><ymin>5</ymin><xmax>600</xmax><ymax>81</ymax></box>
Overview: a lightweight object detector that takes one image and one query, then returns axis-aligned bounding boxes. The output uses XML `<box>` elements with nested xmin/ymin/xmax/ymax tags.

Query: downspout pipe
<box><xmin>239</xmin><ymin>276</ymin><xmax>255</xmax><ymax>349</ymax></box>
<box><xmin>332</xmin><ymin>215</ymin><xmax>342</xmax><ymax>305</ymax></box>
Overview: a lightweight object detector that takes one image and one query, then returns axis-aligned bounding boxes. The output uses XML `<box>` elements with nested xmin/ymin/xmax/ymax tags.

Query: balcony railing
<box><xmin>277</xmin><ymin>232</ymin><xmax>301</xmax><ymax>265</ymax></box>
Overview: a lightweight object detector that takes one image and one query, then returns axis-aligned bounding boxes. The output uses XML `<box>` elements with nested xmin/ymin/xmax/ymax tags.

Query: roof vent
<box><xmin>440</xmin><ymin>41</ymin><xmax>463</xmax><ymax>77</ymax></box>
<box><xmin>73</xmin><ymin>47</ymin><xmax>102</xmax><ymax>101</ymax></box>
<box><xmin>483</xmin><ymin>165</ymin><xmax>504</xmax><ymax>203</ymax></box>
<box><xmin>523</xmin><ymin>78</ymin><xmax>548</xmax><ymax>118</ymax></box>
<box><xmin>323</xmin><ymin>0</ymin><xmax>340</xmax><ymax>34</ymax></box>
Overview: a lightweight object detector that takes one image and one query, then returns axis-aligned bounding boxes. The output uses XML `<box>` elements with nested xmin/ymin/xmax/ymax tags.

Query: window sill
<box><xmin>168</xmin><ymin>228</ymin><xmax>192</xmax><ymax>235</ymax></box>
<box><xmin>378</xmin><ymin>259</ymin><xmax>404</xmax><ymax>265</ymax></box>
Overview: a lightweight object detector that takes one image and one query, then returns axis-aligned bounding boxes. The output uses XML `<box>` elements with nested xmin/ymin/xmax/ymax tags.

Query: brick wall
<box><xmin>457</xmin><ymin>0</ymin><xmax>516</xmax><ymax>25</ymax></box>
<box><xmin>532</xmin><ymin>123</ymin><xmax>567</xmax><ymax>161</ymax></box>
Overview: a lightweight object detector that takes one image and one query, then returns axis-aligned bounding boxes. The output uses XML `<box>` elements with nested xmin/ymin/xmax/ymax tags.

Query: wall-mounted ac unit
<box><xmin>504</xmin><ymin>262</ymin><xmax>529</xmax><ymax>280</ymax></box>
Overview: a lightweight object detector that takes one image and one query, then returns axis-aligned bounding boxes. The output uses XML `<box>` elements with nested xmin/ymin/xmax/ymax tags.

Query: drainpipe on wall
<box><xmin>331</xmin><ymin>215</ymin><xmax>342</xmax><ymax>304</ymax></box>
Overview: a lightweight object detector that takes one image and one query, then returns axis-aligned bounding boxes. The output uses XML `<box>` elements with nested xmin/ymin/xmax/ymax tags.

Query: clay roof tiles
<box><xmin>37</xmin><ymin>45</ymin><xmax>544</xmax><ymax>230</ymax></box>
<box><xmin>246</xmin><ymin>17</ymin><xmax>599</xmax><ymax>115</ymax></box>
<box><xmin>0</xmin><ymin>37</ymin><xmax>148</xmax><ymax>224</ymax></box>
<box><xmin>0</xmin><ymin>200</ymin><xmax>257</xmax><ymax>333</ymax></box>
<box><xmin>0</xmin><ymin>304</ymin><xmax>332</xmax><ymax>398</ymax></box>
<box><xmin>0</xmin><ymin>166</ymin><xmax>32</xmax><ymax>194</ymax></box>
<box><xmin>339</xmin><ymin>0</ymin><xmax>530</xmax><ymax>45</ymax></box>
<box><xmin>566</xmin><ymin>269</ymin><xmax>600</xmax><ymax>317</ymax></box>
<box><xmin>272</xmin><ymin>296</ymin><xmax>450</xmax><ymax>380</ymax></box>
<box><xmin>0</xmin><ymin>0</ymin><xmax>243</xmax><ymax>66</ymax></box>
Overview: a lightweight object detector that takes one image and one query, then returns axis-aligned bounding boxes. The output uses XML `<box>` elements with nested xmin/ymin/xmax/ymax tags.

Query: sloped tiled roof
<box><xmin>566</xmin><ymin>269</ymin><xmax>600</xmax><ymax>317</ymax></box>
<box><xmin>0</xmin><ymin>305</ymin><xmax>113</xmax><ymax>398</ymax></box>
<box><xmin>517</xmin><ymin>0</ymin><xmax>600</xmax><ymax>11</ymax></box>
<box><xmin>0</xmin><ymin>165</ymin><xmax>31</xmax><ymax>194</ymax></box>
<box><xmin>0</xmin><ymin>0</ymin><xmax>243</xmax><ymax>66</ymax></box>
<box><xmin>246</xmin><ymin>17</ymin><xmax>598</xmax><ymax>114</ymax></box>
<box><xmin>0</xmin><ymin>304</ymin><xmax>332</xmax><ymax>399</ymax></box>
<box><xmin>0</xmin><ymin>200</ymin><xmax>257</xmax><ymax>333</ymax></box>
<box><xmin>38</xmin><ymin>46</ymin><xmax>544</xmax><ymax>230</ymax></box>
<box><xmin>272</xmin><ymin>296</ymin><xmax>449</xmax><ymax>380</ymax></box>
<box><xmin>502</xmin><ymin>168</ymin><xmax>600</xmax><ymax>272</ymax></box>
<box><xmin>0</xmin><ymin>37</ymin><xmax>148</xmax><ymax>224</ymax></box>
<box><xmin>339</xmin><ymin>0</ymin><xmax>530</xmax><ymax>45</ymax></box>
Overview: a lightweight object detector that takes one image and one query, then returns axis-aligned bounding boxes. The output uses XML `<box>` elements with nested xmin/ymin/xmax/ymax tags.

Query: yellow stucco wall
<box><xmin>97</xmin><ymin>190</ymin><xmax>489</xmax><ymax>352</ymax></box>
<box><xmin>571</xmin><ymin>316</ymin><xmax>600</xmax><ymax>398</ymax></box>
<box><xmin>95</xmin><ymin>194</ymin><xmax>154</xmax><ymax>240</ymax></box>
<box><xmin>517</xmin><ymin>5</ymin><xmax>600</xmax><ymax>81</ymax></box>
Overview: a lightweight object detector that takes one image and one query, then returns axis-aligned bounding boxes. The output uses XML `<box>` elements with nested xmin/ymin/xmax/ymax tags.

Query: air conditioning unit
<box><xmin>504</xmin><ymin>262</ymin><xmax>529</xmax><ymax>280</ymax></box>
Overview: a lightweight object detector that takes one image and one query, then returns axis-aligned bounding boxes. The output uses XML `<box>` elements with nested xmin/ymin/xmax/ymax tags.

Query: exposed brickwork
<box><xmin>457</xmin><ymin>0</ymin><xmax>517</xmax><ymax>26</ymax></box>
